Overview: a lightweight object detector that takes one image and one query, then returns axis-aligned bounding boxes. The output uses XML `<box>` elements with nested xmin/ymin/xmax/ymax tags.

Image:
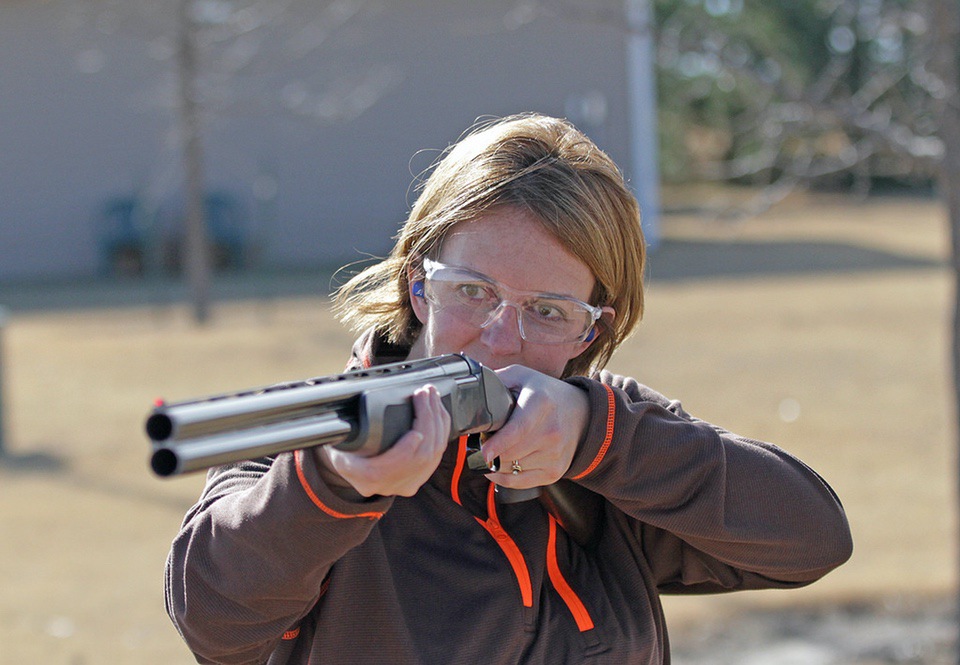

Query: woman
<box><xmin>165</xmin><ymin>113</ymin><xmax>852</xmax><ymax>664</ymax></box>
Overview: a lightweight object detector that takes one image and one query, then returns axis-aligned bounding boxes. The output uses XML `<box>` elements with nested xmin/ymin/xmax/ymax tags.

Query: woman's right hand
<box><xmin>314</xmin><ymin>385</ymin><xmax>451</xmax><ymax>498</ymax></box>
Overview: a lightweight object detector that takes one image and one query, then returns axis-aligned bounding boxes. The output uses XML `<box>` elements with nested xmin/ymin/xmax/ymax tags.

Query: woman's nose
<box><xmin>479</xmin><ymin>302</ymin><xmax>523</xmax><ymax>353</ymax></box>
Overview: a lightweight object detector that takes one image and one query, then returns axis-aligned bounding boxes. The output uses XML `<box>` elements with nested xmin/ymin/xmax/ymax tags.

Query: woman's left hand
<box><xmin>480</xmin><ymin>365</ymin><xmax>590</xmax><ymax>489</ymax></box>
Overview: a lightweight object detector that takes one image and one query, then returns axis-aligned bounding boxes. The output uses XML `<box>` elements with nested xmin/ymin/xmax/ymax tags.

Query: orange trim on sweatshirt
<box><xmin>546</xmin><ymin>514</ymin><xmax>595</xmax><ymax>631</ymax></box>
<box><xmin>450</xmin><ymin>436</ymin><xmax>469</xmax><ymax>506</ymax></box>
<box><xmin>571</xmin><ymin>384</ymin><xmax>616</xmax><ymax>480</ymax></box>
<box><xmin>294</xmin><ymin>450</ymin><xmax>384</xmax><ymax>520</ymax></box>
<box><xmin>474</xmin><ymin>484</ymin><xmax>533</xmax><ymax>608</ymax></box>
<box><xmin>282</xmin><ymin>627</ymin><xmax>301</xmax><ymax>640</ymax></box>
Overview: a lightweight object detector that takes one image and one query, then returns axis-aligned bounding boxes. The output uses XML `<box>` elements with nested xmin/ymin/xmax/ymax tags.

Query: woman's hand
<box><xmin>314</xmin><ymin>385</ymin><xmax>451</xmax><ymax>498</ymax></box>
<box><xmin>480</xmin><ymin>365</ymin><xmax>590</xmax><ymax>489</ymax></box>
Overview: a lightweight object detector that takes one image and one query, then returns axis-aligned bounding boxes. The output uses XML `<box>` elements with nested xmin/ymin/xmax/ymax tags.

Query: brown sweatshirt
<box><xmin>164</xmin><ymin>332</ymin><xmax>852</xmax><ymax>664</ymax></box>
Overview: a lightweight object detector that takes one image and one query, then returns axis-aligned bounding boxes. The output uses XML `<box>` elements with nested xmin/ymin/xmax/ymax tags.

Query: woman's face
<box><xmin>409</xmin><ymin>207</ymin><xmax>606</xmax><ymax>378</ymax></box>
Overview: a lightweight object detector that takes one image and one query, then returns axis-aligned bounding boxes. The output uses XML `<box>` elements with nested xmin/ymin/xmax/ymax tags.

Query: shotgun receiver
<box><xmin>146</xmin><ymin>354</ymin><xmax>513</xmax><ymax>478</ymax></box>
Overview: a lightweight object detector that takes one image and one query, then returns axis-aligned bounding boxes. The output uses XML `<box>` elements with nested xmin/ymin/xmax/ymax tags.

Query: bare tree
<box><xmin>177</xmin><ymin>0</ymin><xmax>212</xmax><ymax>324</ymax></box>
<box><xmin>66</xmin><ymin>0</ymin><xmax>392</xmax><ymax>324</ymax></box>
<box><xmin>558</xmin><ymin>0</ymin><xmax>958</xmax><ymax>647</ymax></box>
<box><xmin>929</xmin><ymin>0</ymin><xmax>960</xmax><ymax>414</ymax></box>
<box><xmin>654</xmin><ymin>5</ymin><xmax>957</xmax><ymax>408</ymax></box>
<box><xmin>650</xmin><ymin>0</ymin><xmax>960</xmax><ymax>652</ymax></box>
<box><xmin>926</xmin><ymin>0</ymin><xmax>960</xmax><ymax>658</ymax></box>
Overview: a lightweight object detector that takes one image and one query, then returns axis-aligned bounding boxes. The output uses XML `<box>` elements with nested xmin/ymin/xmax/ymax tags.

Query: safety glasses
<box><xmin>421</xmin><ymin>258</ymin><xmax>603</xmax><ymax>344</ymax></box>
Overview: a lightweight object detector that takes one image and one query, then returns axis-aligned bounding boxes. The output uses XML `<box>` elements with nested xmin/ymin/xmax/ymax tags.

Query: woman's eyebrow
<box><xmin>441</xmin><ymin>261</ymin><xmax>587</xmax><ymax>302</ymax></box>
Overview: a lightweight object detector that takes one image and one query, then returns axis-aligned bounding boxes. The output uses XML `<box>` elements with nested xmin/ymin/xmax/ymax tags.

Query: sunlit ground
<box><xmin>0</xmin><ymin>190</ymin><xmax>953</xmax><ymax>663</ymax></box>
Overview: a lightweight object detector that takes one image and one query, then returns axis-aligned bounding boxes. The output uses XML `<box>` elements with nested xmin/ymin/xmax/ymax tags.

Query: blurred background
<box><xmin>0</xmin><ymin>0</ymin><xmax>957</xmax><ymax>662</ymax></box>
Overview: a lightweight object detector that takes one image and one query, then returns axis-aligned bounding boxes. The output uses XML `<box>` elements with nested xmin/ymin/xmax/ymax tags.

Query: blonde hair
<box><xmin>334</xmin><ymin>113</ymin><xmax>646</xmax><ymax>377</ymax></box>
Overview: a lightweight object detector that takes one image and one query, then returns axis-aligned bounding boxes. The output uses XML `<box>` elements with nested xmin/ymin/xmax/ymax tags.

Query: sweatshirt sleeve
<box><xmin>564</xmin><ymin>373</ymin><xmax>853</xmax><ymax>594</ymax></box>
<box><xmin>164</xmin><ymin>449</ymin><xmax>393</xmax><ymax>664</ymax></box>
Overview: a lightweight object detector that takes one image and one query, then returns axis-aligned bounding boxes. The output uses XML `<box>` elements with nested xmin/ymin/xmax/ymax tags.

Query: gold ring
<box><xmin>511</xmin><ymin>460</ymin><xmax>522</xmax><ymax>475</ymax></box>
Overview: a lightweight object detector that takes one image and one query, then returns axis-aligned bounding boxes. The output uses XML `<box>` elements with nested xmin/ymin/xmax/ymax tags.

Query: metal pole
<box><xmin>625</xmin><ymin>0</ymin><xmax>661</xmax><ymax>250</ymax></box>
<box><xmin>178</xmin><ymin>0</ymin><xmax>212</xmax><ymax>324</ymax></box>
<box><xmin>0</xmin><ymin>305</ymin><xmax>8</xmax><ymax>456</ymax></box>
<box><xmin>924</xmin><ymin>1</ymin><xmax>960</xmax><ymax>660</ymax></box>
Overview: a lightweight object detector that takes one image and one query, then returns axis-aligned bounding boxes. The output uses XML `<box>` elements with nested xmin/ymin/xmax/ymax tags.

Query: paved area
<box><xmin>671</xmin><ymin>598</ymin><xmax>956</xmax><ymax>664</ymax></box>
<box><xmin>0</xmin><ymin>269</ymin><xmax>339</xmax><ymax>314</ymax></box>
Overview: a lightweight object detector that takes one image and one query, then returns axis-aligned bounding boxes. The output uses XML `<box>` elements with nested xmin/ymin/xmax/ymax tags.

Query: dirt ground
<box><xmin>0</xmin><ymin>191</ymin><xmax>955</xmax><ymax>663</ymax></box>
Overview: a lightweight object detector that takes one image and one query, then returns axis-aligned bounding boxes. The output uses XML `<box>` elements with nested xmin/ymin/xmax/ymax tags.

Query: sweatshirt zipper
<box><xmin>546</xmin><ymin>514</ymin><xmax>595</xmax><ymax>632</ymax></box>
<box><xmin>451</xmin><ymin>436</ymin><xmax>599</xmax><ymax>641</ymax></box>
<box><xmin>451</xmin><ymin>437</ymin><xmax>534</xmax><ymax>610</ymax></box>
<box><xmin>475</xmin><ymin>484</ymin><xmax>534</xmax><ymax>608</ymax></box>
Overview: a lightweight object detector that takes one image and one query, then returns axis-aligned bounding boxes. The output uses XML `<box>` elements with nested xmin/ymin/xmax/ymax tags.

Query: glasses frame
<box><xmin>420</xmin><ymin>258</ymin><xmax>604</xmax><ymax>344</ymax></box>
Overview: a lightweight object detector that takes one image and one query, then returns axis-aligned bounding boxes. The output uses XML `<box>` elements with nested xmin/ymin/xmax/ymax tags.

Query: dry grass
<box><xmin>0</xmin><ymin>192</ymin><xmax>953</xmax><ymax>663</ymax></box>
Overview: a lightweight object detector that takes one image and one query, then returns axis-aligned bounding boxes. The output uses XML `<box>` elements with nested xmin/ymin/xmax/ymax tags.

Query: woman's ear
<box><xmin>407</xmin><ymin>264</ymin><xmax>428</xmax><ymax>324</ymax></box>
<box><xmin>572</xmin><ymin>306</ymin><xmax>616</xmax><ymax>357</ymax></box>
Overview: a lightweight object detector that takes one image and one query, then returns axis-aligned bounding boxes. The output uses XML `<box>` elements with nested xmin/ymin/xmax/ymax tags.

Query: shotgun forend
<box><xmin>145</xmin><ymin>354</ymin><xmax>514</xmax><ymax>478</ymax></box>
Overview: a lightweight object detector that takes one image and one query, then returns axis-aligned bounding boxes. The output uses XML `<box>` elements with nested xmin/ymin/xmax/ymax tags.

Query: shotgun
<box><xmin>146</xmin><ymin>353</ymin><xmax>512</xmax><ymax>477</ymax></box>
<box><xmin>145</xmin><ymin>353</ymin><xmax>603</xmax><ymax>546</ymax></box>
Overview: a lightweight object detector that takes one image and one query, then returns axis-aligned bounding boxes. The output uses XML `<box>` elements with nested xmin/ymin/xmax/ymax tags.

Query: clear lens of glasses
<box><xmin>422</xmin><ymin>260</ymin><xmax>600</xmax><ymax>344</ymax></box>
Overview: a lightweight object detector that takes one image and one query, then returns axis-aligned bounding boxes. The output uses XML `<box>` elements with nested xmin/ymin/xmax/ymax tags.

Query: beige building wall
<box><xmin>0</xmin><ymin>1</ymin><xmax>637</xmax><ymax>282</ymax></box>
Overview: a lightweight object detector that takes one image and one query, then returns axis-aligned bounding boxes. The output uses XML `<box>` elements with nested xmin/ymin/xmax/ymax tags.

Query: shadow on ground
<box><xmin>648</xmin><ymin>238</ymin><xmax>943</xmax><ymax>283</ymax></box>
<box><xmin>0</xmin><ymin>449</ymin><xmax>65</xmax><ymax>472</ymax></box>
<box><xmin>671</xmin><ymin>595</ymin><xmax>956</xmax><ymax>664</ymax></box>
<box><xmin>0</xmin><ymin>237</ymin><xmax>945</xmax><ymax>314</ymax></box>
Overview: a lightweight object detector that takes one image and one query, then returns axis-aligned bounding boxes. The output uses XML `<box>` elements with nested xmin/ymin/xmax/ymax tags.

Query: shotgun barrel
<box><xmin>146</xmin><ymin>354</ymin><xmax>513</xmax><ymax>477</ymax></box>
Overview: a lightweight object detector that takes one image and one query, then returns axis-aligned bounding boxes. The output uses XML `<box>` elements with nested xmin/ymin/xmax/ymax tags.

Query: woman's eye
<box><xmin>531</xmin><ymin>302</ymin><xmax>567</xmax><ymax>321</ymax></box>
<box><xmin>457</xmin><ymin>283</ymin><xmax>488</xmax><ymax>300</ymax></box>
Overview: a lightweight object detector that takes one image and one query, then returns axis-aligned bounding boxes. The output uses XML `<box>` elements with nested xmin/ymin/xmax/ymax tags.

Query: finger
<box><xmin>410</xmin><ymin>386</ymin><xmax>438</xmax><ymax>444</ymax></box>
<box><xmin>483</xmin><ymin>365</ymin><xmax>544</xmax><ymax>457</ymax></box>
<box><xmin>493</xmin><ymin>363</ymin><xmax>532</xmax><ymax>390</ymax></box>
<box><xmin>321</xmin><ymin>388</ymin><xmax>453</xmax><ymax>498</ymax></box>
<box><xmin>487</xmin><ymin>466</ymin><xmax>551</xmax><ymax>489</ymax></box>
<box><xmin>411</xmin><ymin>385</ymin><xmax>449</xmax><ymax>454</ymax></box>
<box><xmin>373</xmin><ymin>387</ymin><xmax>445</xmax><ymax>481</ymax></box>
<box><xmin>431</xmin><ymin>387</ymin><xmax>452</xmax><ymax>451</ymax></box>
<box><xmin>481</xmin><ymin>400</ymin><xmax>541</xmax><ymax>468</ymax></box>
<box><xmin>341</xmin><ymin>429</ymin><xmax>433</xmax><ymax>497</ymax></box>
